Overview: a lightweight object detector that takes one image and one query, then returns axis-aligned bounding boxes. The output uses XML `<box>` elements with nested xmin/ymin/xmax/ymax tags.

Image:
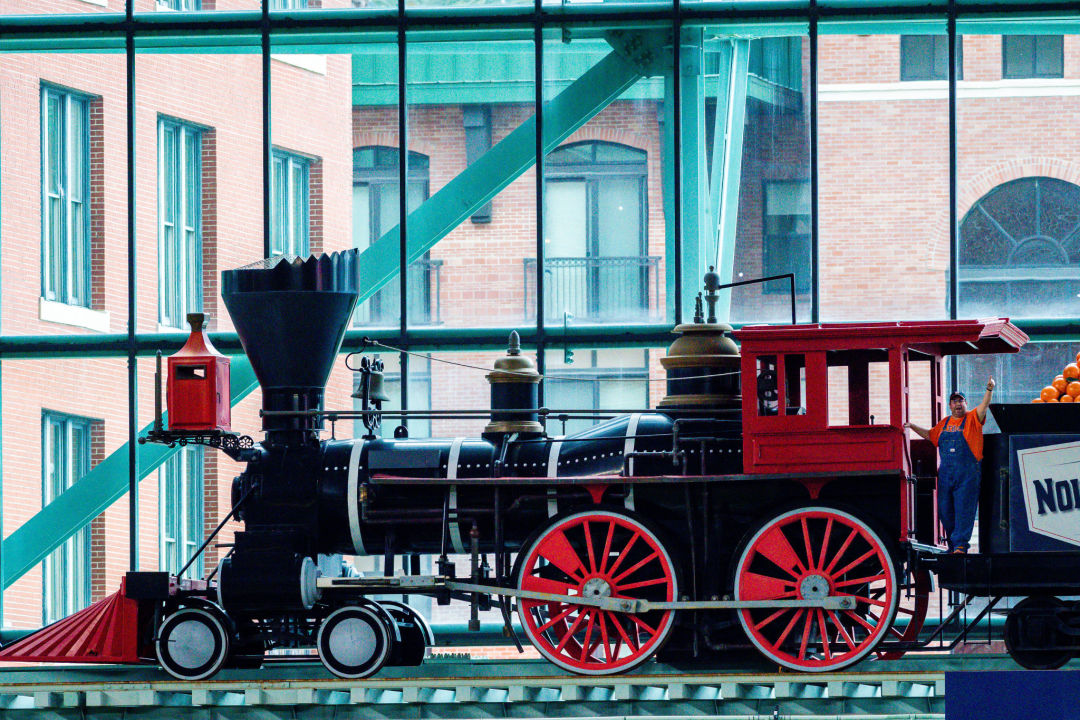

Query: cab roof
<box><xmin>733</xmin><ymin>318</ymin><xmax>1028</xmax><ymax>357</ymax></box>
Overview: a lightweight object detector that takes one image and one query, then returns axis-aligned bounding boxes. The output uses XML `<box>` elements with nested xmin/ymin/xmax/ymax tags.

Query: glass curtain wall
<box><xmin>5</xmin><ymin>1</ymin><xmax>1080</xmax><ymax>632</ymax></box>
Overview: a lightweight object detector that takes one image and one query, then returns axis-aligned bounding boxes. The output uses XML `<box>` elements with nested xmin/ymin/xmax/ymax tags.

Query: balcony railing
<box><xmin>523</xmin><ymin>256</ymin><xmax>661</xmax><ymax>323</ymax></box>
<box><xmin>354</xmin><ymin>258</ymin><xmax>444</xmax><ymax>327</ymax></box>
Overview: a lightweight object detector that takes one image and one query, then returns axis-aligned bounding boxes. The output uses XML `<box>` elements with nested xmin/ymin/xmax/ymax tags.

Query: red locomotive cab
<box><xmin>167</xmin><ymin>313</ymin><xmax>231</xmax><ymax>433</ymax></box>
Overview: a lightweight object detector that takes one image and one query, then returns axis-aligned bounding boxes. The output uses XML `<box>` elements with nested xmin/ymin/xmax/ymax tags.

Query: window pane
<box><xmin>40</xmin><ymin>412</ymin><xmax>92</xmax><ymax>624</ymax></box>
<box><xmin>958</xmin><ymin>342</ymin><xmax>1080</xmax><ymax>406</ymax></box>
<box><xmin>545</xmin><ymin>28</ymin><xmax>669</xmax><ymax>327</ymax></box>
<box><xmin>159</xmin><ymin>119</ymin><xmax>205</xmax><ymax>328</ymax></box>
<box><xmin>40</xmin><ymin>85</ymin><xmax>93</xmax><ymax>311</ymax></box>
<box><xmin>1003</xmin><ymin>35</ymin><xmax>1035</xmax><ymax>79</ymax></box>
<box><xmin>1035</xmin><ymin>35</ymin><xmax>1064</xmax><ymax>77</ymax></box>
<box><xmin>407</xmin><ymin>36</ymin><xmax>536</xmax><ymax>328</ymax></box>
<box><xmin>1</xmin><ymin>0</ymin><xmax>120</xmax><ymax>15</ymax></box>
<box><xmin>545</xmin><ymin>348</ymin><xmax>650</xmax><ymax>436</ymax></box>
<box><xmin>820</xmin><ymin>32</ymin><xmax>948</xmax><ymax>320</ymax></box>
<box><xmin>337</xmin><ymin>39</ymin><xmax>400</xmax><ymax>328</ymax></box>
<box><xmin>291</xmin><ymin>158</ymin><xmax>309</xmax><ymax>255</ymax></box>
<box><xmin>959</xmin><ymin>33</ymin><xmax>1080</xmax><ymax>320</ymax></box>
<box><xmin>544</xmin><ymin>180</ymin><xmax>589</xmax><ymax>322</ymax></box>
<box><xmin>708</xmin><ymin>34</ymin><xmax>813</xmax><ymax>324</ymax></box>
<box><xmin>900</xmin><ymin>35</ymin><xmax>961</xmax><ymax>81</ymax></box>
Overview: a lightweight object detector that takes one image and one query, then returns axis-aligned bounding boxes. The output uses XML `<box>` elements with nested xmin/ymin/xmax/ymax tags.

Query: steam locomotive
<box><xmin>3</xmin><ymin>249</ymin><xmax>1078</xmax><ymax>679</ymax></box>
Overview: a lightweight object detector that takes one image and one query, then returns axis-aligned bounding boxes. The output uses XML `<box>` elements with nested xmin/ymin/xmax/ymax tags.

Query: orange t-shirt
<box><xmin>928</xmin><ymin>409</ymin><xmax>984</xmax><ymax>461</ymax></box>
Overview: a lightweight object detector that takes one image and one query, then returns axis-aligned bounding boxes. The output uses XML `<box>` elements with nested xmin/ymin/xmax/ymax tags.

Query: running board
<box><xmin>315</xmin><ymin>576</ymin><xmax>855</xmax><ymax>612</ymax></box>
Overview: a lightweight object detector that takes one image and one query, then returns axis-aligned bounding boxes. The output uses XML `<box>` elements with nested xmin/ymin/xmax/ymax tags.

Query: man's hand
<box><xmin>977</xmin><ymin>377</ymin><xmax>996</xmax><ymax>423</ymax></box>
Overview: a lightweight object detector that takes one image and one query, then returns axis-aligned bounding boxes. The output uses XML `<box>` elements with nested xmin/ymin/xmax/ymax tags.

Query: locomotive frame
<box><xmin>2</xmin><ymin>251</ymin><xmax>1078</xmax><ymax>679</ymax></box>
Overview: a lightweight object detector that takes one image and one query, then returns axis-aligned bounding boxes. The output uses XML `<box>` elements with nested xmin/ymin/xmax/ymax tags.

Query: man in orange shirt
<box><xmin>905</xmin><ymin>377</ymin><xmax>995</xmax><ymax>554</ymax></box>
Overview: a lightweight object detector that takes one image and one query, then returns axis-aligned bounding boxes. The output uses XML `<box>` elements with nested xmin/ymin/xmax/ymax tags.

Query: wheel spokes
<box><xmin>833</xmin><ymin>547</ymin><xmax>879</xmax><ymax>578</ymax></box>
<box><xmin>604</xmin><ymin>531</ymin><xmax>640</xmax><ymax>578</ymax></box>
<box><xmin>537</xmin><ymin>529</ymin><xmax>587</xmax><ymax>580</ymax></box>
<box><xmin>775</xmin><ymin>608</ymin><xmax>805</xmax><ymax>647</ymax></box>
<box><xmin>599</xmin><ymin>521</ymin><xmax>616</xmax><ymax>574</ymax></box>
<box><xmin>833</xmin><ymin>572</ymin><xmax>888</xmax><ymax>589</ymax></box>
<box><xmin>607</xmin><ymin>611</ymin><xmax>639</xmax><ymax>653</ymax></box>
<box><xmin>553</xmin><ymin>611</ymin><xmax>588</xmax><ymax>654</ymax></box>
<box><xmin>579</xmin><ymin>611</ymin><xmax>597</xmax><ymax>662</ymax></box>
<box><xmin>583</xmin><ymin>521</ymin><xmax>597</xmax><ymax>574</ymax></box>
<box><xmin>756</xmin><ymin>525</ymin><xmax>806</xmax><ymax>578</ymax></box>
<box><xmin>817</xmin><ymin>517</ymin><xmax>834</xmax><ymax>570</ymax></box>
<box><xmin>517</xmin><ymin>511</ymin><xmax>677</xmax><ymax>674</ymax></box>
<box><xmin>617</xmin><ymin>576</ymin><xmax>671</xmax><ymax>592</ymax></box>
<box><xmin>816</xmin><ymin>609</ymin><xmax>832</xmax><ymax>660</ymax></box>
<box><xmin>828</xmin><ymin>610</ymin><xmax>859</xmax><ymax>652</ymax></box>
<box><xmin>798</xmin><ymin>611</ymin><xmax>814</xmax><ymax>660</ymax></box>
<box><xmin>740</xmin><ymin>571</ymin><xmax>797</xmax><ymax>601</ymax></box>
<box><xmin>598</xmin><ymin>612</ymin><xmax>613</xmax><ymax>662</ymax></box>
<box><xmin>536</xmin><ymin>605</ymin><xmax>576</xmax><ymax>634</ymax></box>
<box><xmin>823</xmin><ymin>527</ymin><xmax>858</xmax><ymax>575</ymax></box>
<box><xmin>612</xmin><ymin>550</ymin><xmax>660</xmax><ymax>584</ymax></box>
<box><xmin>737</xmin><ymin>509</ymin><xmax>897</xmax><ymax>671</ymax></box>
<box><xmin>801</xmin><ymin>518</ymin><xmax>814</xmax><ymax>570</ymax></box>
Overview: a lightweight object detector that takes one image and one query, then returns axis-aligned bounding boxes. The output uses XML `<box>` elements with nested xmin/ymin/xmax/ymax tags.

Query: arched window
<box><xmin>957</xmin><ymin>177</ymin><xmax>1080</xmax><ymax>403</ymax></box>
<box><xmin>540</xmin><ymin>141</ymin><xmax>655</xmax><ymax>322</ymax></box>
<box><xmin>352</xmin><ymin>146</ymin><xmax>440</xmax><ymax>326</ymax></box>
<box><xmin>958</xmin><ymin>176</ymin><xmax>1080</xmax><ymax>318</ymax></box>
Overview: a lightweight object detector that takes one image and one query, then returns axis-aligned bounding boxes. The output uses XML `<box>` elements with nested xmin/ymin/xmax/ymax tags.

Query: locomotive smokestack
<box><xmin>221</xmin><ymin>250</ymin><xmax>360</xmax><ymax>443</ymax></box>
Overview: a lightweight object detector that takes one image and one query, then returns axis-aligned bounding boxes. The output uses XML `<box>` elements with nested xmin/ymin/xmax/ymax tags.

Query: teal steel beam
<box><xmin>712</xmin><ymin>39</ymin><xmax>750</xmax><ymax>321</ymax></box>
<box><xmin>1</xmin><ymin>359</ymin><xmax>258</xmax><ymax>591</ymax></box>
<box><xmin>708</xmin><ymin>39</ymin><xmax>734</xmax><ymax>265</ymax></box>
<box><xmin>356</xmin><ymin>33</ymin><xmax>662</xmax><ymax>304</ymax></box>
<box><xmin>679</xmin><ymin>28</ymin><xmax>709</xmax><ymax>319</ymax></box>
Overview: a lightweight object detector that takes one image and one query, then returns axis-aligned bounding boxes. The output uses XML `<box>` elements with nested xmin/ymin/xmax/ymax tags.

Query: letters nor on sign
<box><xmin>1017</xmin><ymin>440</ymin><xmax>1080</xmax><ymax>548</ymax></box>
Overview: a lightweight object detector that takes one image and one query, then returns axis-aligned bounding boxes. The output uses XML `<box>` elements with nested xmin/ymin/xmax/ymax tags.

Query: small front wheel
<box><xmin>316</xmin><ymin>605</ymin><xmax>392</xmax><ymax>679</ymax></box>
<box><xmin>156</xmin><ymin>606</ymin><xmax>231</xmax><ymax>680</ymax></box>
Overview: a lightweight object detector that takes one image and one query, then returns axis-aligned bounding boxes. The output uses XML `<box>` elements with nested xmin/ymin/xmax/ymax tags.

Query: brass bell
<box><xmin>351</xmin><ymin>356</ymin><xmax>392</xmax><ymax>403</ymax></box>
<box><xmin>367</xmin><ymin>366</ymin><xmax>391</xmax><ymax>403</ymax></box>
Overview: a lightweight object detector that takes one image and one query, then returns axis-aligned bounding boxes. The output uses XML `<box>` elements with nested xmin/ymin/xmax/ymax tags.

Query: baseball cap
<box><xmin>949</xmin><ymin>391</ymin><xmax>966</xmax><ymax>402</ymax></box>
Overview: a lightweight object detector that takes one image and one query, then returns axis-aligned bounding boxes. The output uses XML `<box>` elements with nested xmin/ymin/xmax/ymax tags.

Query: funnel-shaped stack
<box><xmin>222</xmin><ymin>251</ymin><xmax>359</xmax><ymax>442</ymax></box>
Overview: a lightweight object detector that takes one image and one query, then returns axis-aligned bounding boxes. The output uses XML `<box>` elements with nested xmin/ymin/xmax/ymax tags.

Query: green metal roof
<box><xmin>352</xmin><ymin>37</ymin><xmax>802</xmax><ymax>106</ymax></box>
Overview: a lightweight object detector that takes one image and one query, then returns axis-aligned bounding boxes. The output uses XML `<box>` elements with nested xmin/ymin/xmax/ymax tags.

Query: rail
<box><xmin>523</xmin><ymin>255</ymin><xmax>661</xmax><ymax>323</ymax></box>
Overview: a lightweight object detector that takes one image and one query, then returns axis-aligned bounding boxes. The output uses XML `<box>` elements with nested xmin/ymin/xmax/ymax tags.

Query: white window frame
<box><xmin>271</xmin><ymin>149</ymin><xmax>311</xmax><ymax>257</ymax></box>
<box><xmin>42</xmin><ymin>413</ymin><xmax>92</xmax><ymax>625</ymax></box>
<box><xmin>157</xmin><ymin>118</ymin><xmax>203</xmax><ymax>330</ymax></box>
<box><xmin>41</xmin><ymin>86</ymin><xmax>91</xmax><ymax>309</ymax></box>
<box><xmin>159</xmin><ymin>446</ymin><xmax>204</xmax><ymax>580</ymax></box>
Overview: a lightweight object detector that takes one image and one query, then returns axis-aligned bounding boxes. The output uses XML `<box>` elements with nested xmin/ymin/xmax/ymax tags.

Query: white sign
<box><xmin>1017</xmin><ymin>440</ymin><xmax>1080</xmax><ymax>548</ymax></box>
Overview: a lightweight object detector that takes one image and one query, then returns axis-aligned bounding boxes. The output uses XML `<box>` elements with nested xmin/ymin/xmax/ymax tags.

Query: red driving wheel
<box><xmin>516</xmin><ymin>510</ymin><xmax>678</xmax><ymax>675</ymax></box>
<box><xmin>734</xmin><ymin>506</ymin><xmax>898</xmax><ymax>672</ymax></box>
<box><xmin>877</xmin><ymin>567</ymin><xmax>930</xmax><ymax>660</ymax></box>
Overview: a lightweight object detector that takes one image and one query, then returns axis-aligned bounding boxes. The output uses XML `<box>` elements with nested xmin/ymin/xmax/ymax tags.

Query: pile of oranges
<box><xmin>1034</xmin><ymin>353</ymin><xmax>1080</xmax><ymax>402</ymax></box>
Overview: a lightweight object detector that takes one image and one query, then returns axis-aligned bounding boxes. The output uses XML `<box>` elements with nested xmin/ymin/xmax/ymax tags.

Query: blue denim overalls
<box><xmin>938</xmin><ymin>414</ymin><xmax>980</xmax><ymax>552</ymax></box>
